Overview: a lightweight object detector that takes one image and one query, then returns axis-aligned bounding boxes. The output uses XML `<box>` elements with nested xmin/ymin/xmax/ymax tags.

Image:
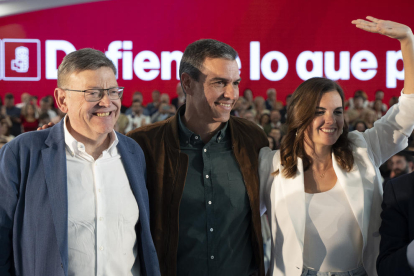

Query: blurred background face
<box><xmin>267</xmin><ymin>137</ymin><xmax>274</xmax><ymax>149</ymax></box>
<box><xmin>389</xmin><ymin>155</ymin><xmax>412</xmax><ymax>178</ymax></box>
<box><xmin>26</xmin><ymin>104</ymin><xmax>35</xmax><ymax>116</ymax></box>
<box><xmin>5</xmin><ymin>97</ymin><xmax>14</xmax><ymax>108</ymax></box>
<box><xmin>270</xmin><ymin>110</ymin><xmax>281</xmax><ymax>123</ymax></box>
<box><xmin>269</xmin><ymin>128</ymin><xmax>281</xmax><ymax>141</ymax></box>
<box><xmin>160</xmin><ymin>93</ymin><xmax>170</xmax><ymax>104</ymax></box>
<box><xmin>354</xmin><ymin>97</ymin><xmax>364</xmax><ymax>109</ymax></box>
<box><xmin>152</xmin><ymin>91</ymin><xmax>160</xmax><ymax>102</ymax></box>
<box><xmin>244</xmin><ymin>89</ymin><xmax>253</xmax><ymax>102</ymax></box>
<box><xmin>355</xmin><ymin>122</ymin><xmax>367</xmax><ymax>132</ymax></box>
<box><xmin>132</xmin><ymin>101</ymin><xmax>142</xmax><ymax>114</ymax></box>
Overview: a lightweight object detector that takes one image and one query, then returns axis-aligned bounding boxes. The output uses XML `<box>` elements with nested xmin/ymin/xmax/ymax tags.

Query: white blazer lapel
<box><xmin>332</xmin><ymin>153</ymin><xmax>365</xmax><ymax>237</ymax></box>
<box><xmin>280</xmin><ymin>157</ymin><xmax>306</xmax><ymax>251</ymax></box>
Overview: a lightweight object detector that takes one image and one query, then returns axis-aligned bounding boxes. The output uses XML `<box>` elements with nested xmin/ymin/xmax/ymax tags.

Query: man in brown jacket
<box><xmin>128</xmin><ymin>39</ymin><xmax>268</xmax><ymax>276</ymax></box>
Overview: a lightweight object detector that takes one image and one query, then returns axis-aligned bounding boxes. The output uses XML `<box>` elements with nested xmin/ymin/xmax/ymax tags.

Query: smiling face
<box><xmin>188</xmin><ymin>57</ymin><xmax>240</xmax><ymax>125</ymax></box>
<box><xmin>56</xmin><ymin>67</ymin><xmax>120</xmax><ymax>141</ymax></box>
<box><xmin>306</xmin><ymin>91</ymin><xmax>344</xmax><ymax>150</ymax></box>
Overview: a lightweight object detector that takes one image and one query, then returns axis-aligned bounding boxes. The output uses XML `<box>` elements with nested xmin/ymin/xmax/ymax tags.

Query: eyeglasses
<box><xmin>62</xmin><ymin>87</ymin><xmax>124</xmax><ymax>102</ymax></box>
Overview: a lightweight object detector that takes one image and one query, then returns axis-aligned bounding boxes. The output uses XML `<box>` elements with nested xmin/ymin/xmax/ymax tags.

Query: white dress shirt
<box><xmin>64</xmin><ymin>117</ymin><xmax>140</xmax><ymax>276</ymax></box>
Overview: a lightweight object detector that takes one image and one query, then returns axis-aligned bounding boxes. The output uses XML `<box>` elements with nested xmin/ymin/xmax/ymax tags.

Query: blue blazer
<box><xmin>0</xmin><ymin>120</ymin><xmax>160</xmax><ymax>276</ymax></box>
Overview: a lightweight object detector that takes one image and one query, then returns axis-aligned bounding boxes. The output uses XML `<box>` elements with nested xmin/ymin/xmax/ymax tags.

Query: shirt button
<box><xmin>211</xmin><ymin>256</ymin><xmax>214</xmax><ymax>260</ymax></box>
<box><xmin>210</xmin><ymin>228</ymin><xmax>213</xmax><ymax>232</ymax></box>
<box><xmin>195</xmin><ymin>136</ymin><xmax>199</xmax><ymax>140</ymax></box>
<box><xmin>218</xmin><ymin>137</ymin><xmax>221</xmax><ymax>140</ymax></box>
<box><xmin>99</xmin><ymin>217</ymin><xmax>103</xmax><ymax>221</ymax></box>
<box><xmin>206</xmin><ymin>175</ymin><xmax>209</xmax><ymax>179</ymax></box>
<box><xmin>98</xmin><ymin>189</ymin><xmax>101</xmax><ymax>193</ymax></box>
<box><xmin>204</xmin><ymin>149</ymin><xmax>207</xmax><ymax>152</ymax></box>
<box><xmin>208</xmin><ymin>201</ymin><xmax>212</xmax><ymax>205</ymax></box>
<box><xmin>100</xmin><ymin>246</ymin><xmax>104</xmax><ymax>251</ymax></box>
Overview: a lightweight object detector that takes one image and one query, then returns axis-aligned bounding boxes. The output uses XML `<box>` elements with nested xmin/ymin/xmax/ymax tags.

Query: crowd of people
<box><xmin>2</xmin><ymin>84</ymin><xmax>412</xmax><ymax>183</ymax></box>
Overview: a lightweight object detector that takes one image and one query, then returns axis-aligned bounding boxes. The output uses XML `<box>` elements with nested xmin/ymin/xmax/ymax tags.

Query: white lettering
<box><xmin>296</xmin><ymin>51</ymin><xmax>323</xmax><ymax>80</ymax></box>
<box><xmin>250</xmin><ymin>41</ymin><xmax>260</xmax><ymax>80</ymax></box>
<box><xmin>386</xmin><ymin>50</ymin><xmax>404</xmax><ymax>88</ymax></box>
<box><xmin>105</xmin><ymin>41</ymin><xmax>122</xmax><ymax>79</ymax></box>
<box><xmin>261</xmin><ymin>51</ymin><xmax>288</xmax><ymax>81</ymax></box>
<box><xmin>324</xmin><ymin>51</ymin><xmax>350</xmax><ymax>80</ymax></box>
<box><xmin>134</xmin><ymin>51</ymin><xmax>160</xmax><ymax>81</ymax></box>
<box><xmin>122</xmin><ymin>41</ymin><xmax>133</xmax><ymax>80</ymax></box>
<box><xmin>161</xmin><ymin>51</ymin><xmax>183</xmax><ymax>80</ymax></box>
<box><xmin>350</xmin><ymin>50</ymin><xmax>377</xmax><ymax>81</ymax></box>
<box><xmin>45</xmin><ymin>40</ymin><xmax>76</xmax><ymax>79</ymax></box>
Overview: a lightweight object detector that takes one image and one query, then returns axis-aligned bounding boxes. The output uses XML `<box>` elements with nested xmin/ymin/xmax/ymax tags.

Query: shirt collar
<box><xmin>177</xmin><ymin>111</ymin><xmax>228</xmax><ymax>146</ymax></box>
<box><xmin>63</xmin><ymin>115</ymin><xmax>119</xmax><ymax>157</ymax></box>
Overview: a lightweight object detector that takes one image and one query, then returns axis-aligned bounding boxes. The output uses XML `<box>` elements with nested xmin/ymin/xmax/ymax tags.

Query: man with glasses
<box><xmin>0</xmin><ymin>48</ymin><xmax>160</xmax><ymax>276</ymax></box>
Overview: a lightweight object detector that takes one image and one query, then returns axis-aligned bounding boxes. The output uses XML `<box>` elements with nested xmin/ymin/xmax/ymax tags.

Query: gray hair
<box><xmin>57</xmin><ymin>48</ymin><xmax>116</xmax><ymax>87</ymax></box>
<box><xmin>179</xmin><ymin>39</ymin><xmax>238</xmax><ymax>92</ymax></box>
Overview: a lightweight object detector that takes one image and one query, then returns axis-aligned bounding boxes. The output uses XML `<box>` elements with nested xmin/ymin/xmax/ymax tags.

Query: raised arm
<box><xmin>352</xmin><ymin>16</ymin><xmax>414</xmax><ymax>94</ymax></box>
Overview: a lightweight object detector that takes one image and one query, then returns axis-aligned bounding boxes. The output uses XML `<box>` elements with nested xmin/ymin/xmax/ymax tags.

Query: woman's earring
<box><xmin>341</xmin><ymin>128</ymin><xmax>344</xmax><ymax>135</ymax></box>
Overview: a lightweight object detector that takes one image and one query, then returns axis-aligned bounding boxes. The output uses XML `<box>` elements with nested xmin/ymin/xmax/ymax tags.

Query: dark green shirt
<box><xmin>176</xmin><ymin>113</ymin><xmax>257</xmax><ymax>276</ymax></box>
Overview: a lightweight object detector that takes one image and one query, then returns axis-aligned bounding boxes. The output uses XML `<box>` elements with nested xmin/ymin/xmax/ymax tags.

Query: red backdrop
<box><xmin>0</xmin><ymin>0</ymin><xmax>414</xmax><ymax>106</ymax></box>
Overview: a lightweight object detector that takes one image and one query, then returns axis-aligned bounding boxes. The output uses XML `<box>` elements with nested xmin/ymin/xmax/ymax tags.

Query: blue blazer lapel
<box><xmin>116</xmin><ymin>135</ymin><xmax>147</xmax><ymax>211</ymax></box>
<box><xmin>41</xmin><ymin>120</ymin><xmax>68</xmax><ymax>275</ymax></box>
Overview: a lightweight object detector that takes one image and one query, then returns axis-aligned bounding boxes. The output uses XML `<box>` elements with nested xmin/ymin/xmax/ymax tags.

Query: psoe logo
<box><xmin>0</xmin><ymin>39</ymin><xmax>41</xmax><ymax>81</ymax></box>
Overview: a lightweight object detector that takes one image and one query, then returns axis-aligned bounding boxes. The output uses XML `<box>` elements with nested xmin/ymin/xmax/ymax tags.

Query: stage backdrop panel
<box><xmin>0</xmin><ymin>0</ymin><xmax>413</xmax><ymax>106</ymax></box>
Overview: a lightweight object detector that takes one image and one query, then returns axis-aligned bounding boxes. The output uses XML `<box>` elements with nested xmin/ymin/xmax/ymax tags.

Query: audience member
<box><xmin>265</xmin><ymin>88</ymin><xmax>282</xmax><ymax>110</ymax></box>
<box><xmin>259</xmin><ymin>113</ymin><xmax>272</xmax><ymax>134</ymax></box>
<box><xmin>21</xmin><ymin>103</ymin><xmax>39</xmax><ymax>132</ymax></box>
<box><xmin>125</xmin><ymin>91</ymin><xmax>144</xmax><ymax>115</ymax></box>
<box><xmin>0</xmin><ymin>118</ymin><xmax>14</xmax><ymax>143</ymax></box>
<box><xmin>15</xmin><ymin>92</ymin><xmax>31</xmax><ymax>109</ymax></box>
<box><xmin>279</xmin><ymin>94</ymin><xmax>292</xmax><ymax>124</ymax></box>
<box><xmin>243</xmin><ymin>88</ymin><xmax>254</xmax><ymax>110</ymax></box>
<box><xmin>267</xmin><ymin>135</ymin><xmax>277</xmax><ymax>150</ymax></box>
<box><xmin>39</xmin><ymin>97</ymin><xmax>57</xmax><ymax>120</ymax></box>
<box><xmin>268</xmin><ymin>128</ymin><xmax>282</xmax><ymax>149</ymax></box>
<box><xmin>368</xmin><ymin>89</ymin><xmax>388</xmax><ymax>112</ymax></box>
<box><xmin>125</xmin><ymin>100</ymin><xmax>151</xmax><ymax>133</ymax></box>
<box><xmin>151</xmin><ymin>94</ymin><xmax>176</xmax><ymax>123</ymax></box>
<box><xmin>4</xmin><ymin>93</ymin><xmax>22</xmax><ymax>137</ymax></box>
<box><xmin>172</xmin><ymin>83</ymin><xmax>186</xmax><ymax>110</ymax></box>
<box><xmin>243</xmin><ymin>110</ymin><xmax>256</xmax><ymax>124</ymax></box>
<box><xmin>362</xmin><ymin>109</ymin><xmax>376</xmax><ymax>129</ymax></box>
<box><xmin>145</xmin><ymin>90</ymin><xmax>161</xmax><ymax>116</ymax></box>
<box><xmin>269</xmin><ymin>110</ymin><xmax>281</xmax><ymax>129</ymax></box>
<box><xmin>372</xmin><ymin>99</ymin><xmax>385</xmax><ymax>119</ymax></box>
<box><xmin>115</xmin><ymin>113</ymin><xmax>129</xmax><ymax>134</ymax></box>
<box><xmin>347</xmin><ymin>94</ymin><xmax>369</xmax><ymax>124</ymax></box>
<box><xmin>353</xmin><ymin>120</ymin><xmax>368</xmax><ymax>132</ymax></box>
<box><xmin>389</xmin><ymin>96</ymin><xmax>399</xmax><ymax>108</ymax></box>
<box><xmin>38</xmin><ymin>113</ymin><xmax>51</xmax><ymax>127</ymax></box>
<box><xmin>387</xmin><ymin>151</ymin><xmax>414</xmax><ymax>180</ymax></box>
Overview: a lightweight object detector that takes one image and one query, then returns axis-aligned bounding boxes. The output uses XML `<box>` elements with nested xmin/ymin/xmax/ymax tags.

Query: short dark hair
<box><xmin>132</xmin><ymin>99</ymin><xmax>142</xmax><ymax>104</ymax></box>
<box><xmin>394</xmin><ymin>150</ymin><xmax>414</xmax><ymax>163</ymax></box>
<box><xmin>57</xmin><ymin>48</ymin><xmax>116</xmax><ymax>87</ymax></box>
<box><xmin>179</xmin><ymin>39</ymin><xmax>238</xmax><ymax>87</ymax></box>
<box><xmin>5</xmin><ymin>93</ymin><xmax>14</xmax><ymax>100</ymax></box>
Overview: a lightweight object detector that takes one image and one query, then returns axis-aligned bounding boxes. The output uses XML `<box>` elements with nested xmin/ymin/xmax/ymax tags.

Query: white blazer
<box><xmin>259</xmin><ymin>91</ymin><xmax>414</xmax><ymax>276</ymax></box>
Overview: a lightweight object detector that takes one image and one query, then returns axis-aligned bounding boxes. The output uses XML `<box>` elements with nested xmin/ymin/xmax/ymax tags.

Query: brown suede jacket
<box><xmin>127</xmin><ymin>107</ymin><xmax>269</xmax><ymax>276</ymax></box>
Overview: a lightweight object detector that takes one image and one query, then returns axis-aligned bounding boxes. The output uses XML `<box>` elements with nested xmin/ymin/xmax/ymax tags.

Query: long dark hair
<box><xmin>277</xmin><ymin>77</ymin><xmax>354</xmax><ymax>178</ymax></box>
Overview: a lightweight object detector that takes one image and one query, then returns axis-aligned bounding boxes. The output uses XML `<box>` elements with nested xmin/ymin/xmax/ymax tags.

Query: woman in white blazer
<box><xmin>259</xmin><ymin>17</ymin><xmax>414</xmax><ymax>276</ymax></box>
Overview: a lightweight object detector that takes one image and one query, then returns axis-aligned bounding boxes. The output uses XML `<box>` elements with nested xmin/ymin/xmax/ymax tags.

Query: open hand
<box><xmin>37</xmin><ymin>122</ymin><xmax>55</xmax><ymax>131</ymax></box>
<box><xmin>352</xmin><ymin>16</ymin><xmax>413</xmax><ymax>41</ymax></box>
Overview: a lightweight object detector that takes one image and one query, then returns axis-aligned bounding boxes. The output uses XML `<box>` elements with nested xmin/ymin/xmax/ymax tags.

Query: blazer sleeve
<box><xmin>361</xmin><ymin>91</ymin><xmax>414</xmax><ymax>167</ymax></box>
<box><xmin>259</xmin><ymin>147</ymin><xmax>276</xmax><ymax>216</ymax></box>
<box><xmin>377</xmin><ymin>178</ymin><xmax>414</xmax><ymax>276</ymax></box>
<box><xmin>0</xmin><ymin>144</ymin><xmax>19</xmax><ymax>276</ymax></box>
